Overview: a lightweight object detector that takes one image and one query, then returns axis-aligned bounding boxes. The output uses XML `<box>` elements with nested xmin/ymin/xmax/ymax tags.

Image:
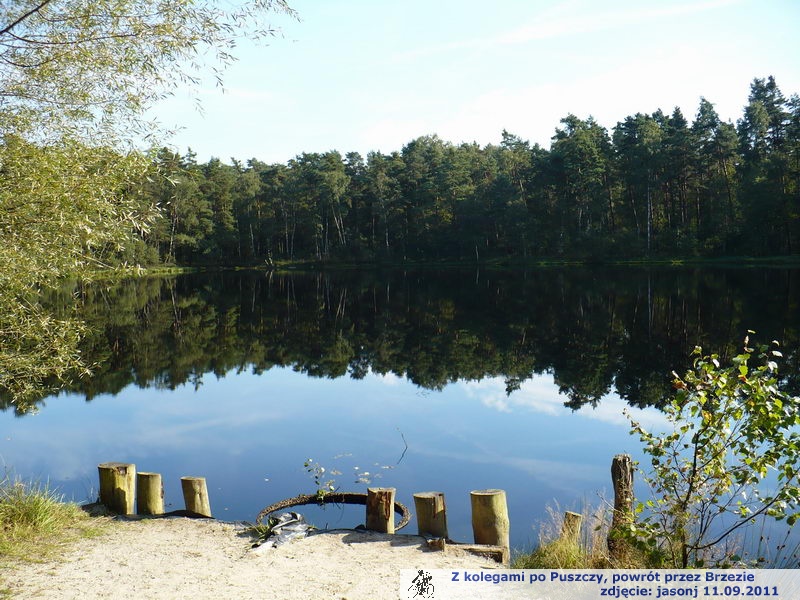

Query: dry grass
<box><xmin>512</xmin><ymin>501</ymin><xmax>653</xmax><ymax>569</ymax></box>
<box><xmin>513</xmin><ymin>500</ymin><xmax>800</xmax><ymax>570</ymax></box>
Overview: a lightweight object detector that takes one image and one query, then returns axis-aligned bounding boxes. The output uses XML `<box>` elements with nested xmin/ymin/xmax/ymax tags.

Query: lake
<box><xmin>1</xmin><ymin>266</ymin><xmax>798</xmax><ymax>552</ymax></box>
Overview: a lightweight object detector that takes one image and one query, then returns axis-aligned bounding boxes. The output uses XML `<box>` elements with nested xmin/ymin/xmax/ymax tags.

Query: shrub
<box><xmin>626</xmin><ymin>334</ymin><xmax>800</xmax><ymax>567</ymax></box>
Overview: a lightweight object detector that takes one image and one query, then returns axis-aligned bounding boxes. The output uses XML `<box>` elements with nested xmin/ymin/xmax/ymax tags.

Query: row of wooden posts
<box><xmin>96</xmin><ymin>462</ymin><xmax>511</xmax><ymax>557</ymax></box>
<box><xmin>98</xmin><ymin>462</ymin><xmax>212</xmax><ymax>518</ymax></box>
<box><xmin>97</xmin><ymin>453</ymin><xmax>635</xmax><ymax>564</ymax></box>
<box><xmin>370</xmin><ymin>489</ymin><xmax>507</xmax><ymax>541</ymax></box>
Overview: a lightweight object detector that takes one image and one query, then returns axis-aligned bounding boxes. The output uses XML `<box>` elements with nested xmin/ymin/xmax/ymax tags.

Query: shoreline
<box><xmin>1</xmin><ymin>515</ymin><xmax>498</xmax><ymax>599</ymax></box>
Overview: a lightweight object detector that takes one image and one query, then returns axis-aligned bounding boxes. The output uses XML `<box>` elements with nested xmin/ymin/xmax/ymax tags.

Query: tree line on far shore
<box><xmin>116</xmin><ymin>75</ymin><xmax>800</xmax><ymax>266</ymax></box>
<box><xmin>6</xmin><ymin>267</ymin><xmax>798</xmax><ymax>415</ymax></box>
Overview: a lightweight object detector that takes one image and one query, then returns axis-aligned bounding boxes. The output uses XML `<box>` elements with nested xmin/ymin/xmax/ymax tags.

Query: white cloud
<box><xmin>427</xmin><ymin>39</ymin><xmax>754</xmax><ymax>151</ymax></box>
<box><xmin>460</xmin><ymin>375</ymin><xmax>668</xmax><ymax>431</ymax></box>
<box><xmin>408</xmin><ymin>437</ymin><xmax>606</xmax><ymax>495</ymax></box>
<box><xmin>372</xmin><ymin>371</ymin><xmax>405</xmax><ymax>386</ymax></box>
<box><xmin>357</xmin><ymin>117</ymin><xmax>432</xmax><ymax>155</ymax></box>
<box><xmin>392</xmin><ymin>0</ymin><xmax>741</xmax><ymax>61</ymax></box>
<box><xmin>461</xmin><ymin>375</ymin><xmax>564</xmax><ymax>415</ymax></box>
<box><xmin>492</xmin><ymin>0</ymin><xmax>741</xmax><ymax>46</ymax></box>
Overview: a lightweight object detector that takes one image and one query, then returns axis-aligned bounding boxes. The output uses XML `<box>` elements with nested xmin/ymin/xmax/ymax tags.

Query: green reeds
<box><xmin>0</xmin><ymin>475</ymin><xmax>97</xmax><ymax>564</ymax></box>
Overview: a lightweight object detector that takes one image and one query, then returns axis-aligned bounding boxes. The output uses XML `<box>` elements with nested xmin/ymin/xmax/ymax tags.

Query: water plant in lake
<box><xmin>304</xmin><ymin>453</ymin><xmax>395</xmax><ymax>501</ymax></box>
<box><xmin>303</xmin><ymin>458</ymin><xmax>339</xmax><ymax>501</ymax></box>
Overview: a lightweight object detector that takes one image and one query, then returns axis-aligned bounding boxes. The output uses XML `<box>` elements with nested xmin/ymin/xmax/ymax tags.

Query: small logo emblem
<box><xmin>407</xmin><ymin>569</ymin><xmax>435</xmax><ymax>598</ymax></box>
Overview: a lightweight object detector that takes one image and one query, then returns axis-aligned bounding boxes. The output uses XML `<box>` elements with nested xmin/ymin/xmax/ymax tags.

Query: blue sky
<box><xmin>153</xmin><ymin>0</ymin><xmax>800</xmax><ymax>164</ymax></box>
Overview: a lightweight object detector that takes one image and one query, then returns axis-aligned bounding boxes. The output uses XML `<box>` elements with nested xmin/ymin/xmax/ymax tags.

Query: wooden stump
<box><xmin>366</xmin><ymin>487</ymin><xmax>396</xmax><ymax>534</ymax></box>
<box><xmin>608</xmin><ymin>453</ymin><xmax>634</xmax><ymax>560</ymax></box>
<box><xmin>470</xmin><ymin>489</ymin><xmax>509</xmax><ymax>550</ymax></box>
<box><xmin>561</xmin><ymin>510</ymin><xmax>583</xmax><ymax>544</ymax></box>
<box><xmin>427</xmin><ymin>538</ymin><xmax>509</xmax><ymax>564</ymax></box>
<box><xmin>98</xmin><ymin>462</ymin><xmax>136</xmax><ymax>515</ymax></box>
<box><xmin>136</xmin><ymin>472</ymin><xmax>164</xmax><ymax>515</ymax></box>
<box><xmin>180</xmin><ymin>476</ymin><xmax>212</xmax><ymax>517</ymax></box>
<box><xmin>413</xmin><ymin>491</ymin><xmax>448</xmax><ymax>538</ymax></box>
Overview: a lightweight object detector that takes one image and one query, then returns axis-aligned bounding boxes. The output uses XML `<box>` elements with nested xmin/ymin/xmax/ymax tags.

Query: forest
<box><xmin>5</xmin><ymin>267</ymin><xmax>798</xmax><ymax>415</ymax></box>
<box><xmin>112</xmin><ymin>76</ymin><xmax>800</xmax><ymax>266</ymax></box>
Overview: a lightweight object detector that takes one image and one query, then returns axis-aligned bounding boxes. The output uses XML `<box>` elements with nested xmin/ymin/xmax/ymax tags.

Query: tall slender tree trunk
<box><xmin>606</xmin><ymin>175</ymin><xmax>615</xmax><ymax>233</ymax></box>
<box><xmin>629</xmin><ymin>188</ymin><xmax>641</xmax><ymax>239</ymax></box>
<box><xmin>646</xmin><ymin>172</ymin><xmax>652</xmax><ymax>255</ymax></box>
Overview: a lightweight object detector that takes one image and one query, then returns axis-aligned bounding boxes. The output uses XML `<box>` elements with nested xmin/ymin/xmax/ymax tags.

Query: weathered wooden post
<box><xmin>98</xmin><ymin>462</ymin><xmax>136</xmax><ymax>515</ymax></box>
<box><xmin>366</xmin><ymin>487</ymin><xmax>396</xmax><ymax>534</ymax></box>
<box><xmin>470</xmin><ymin>489</ymin><xmax>510</xmax><ymax>551</ymax></box>
<box><xmin>560</xmin><ymin>510</ymin><xmax>583</xmax><ymax>544</ymax></box>
<box><xmin>181</xmin><ymin>476</ymin><xmax>212</xmax><ymax>517</ymax></box>
<box><xmin>136</xmin><ymin>472</ymin><xmax>164</xmax><ymax>515</ymax></box>
<box><xmin>413</xmin><ymin>491</ymin><xmax>448</xmax><ymax>538</ymax></box>
<box><xmin>608</xmin><ymin>453</ymin><xmax>634</xmax><ymax>560</ymax></box>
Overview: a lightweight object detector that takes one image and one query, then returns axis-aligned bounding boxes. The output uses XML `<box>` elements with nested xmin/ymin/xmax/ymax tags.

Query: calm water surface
<box><xmin>1</xmin><ymin>267</ymin><xmax>797</xmax><ymax>550</ymax></box>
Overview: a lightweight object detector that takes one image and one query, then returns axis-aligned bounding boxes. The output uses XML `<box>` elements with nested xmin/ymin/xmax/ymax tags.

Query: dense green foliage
<box><xmin>5</xmin><ymin>268</ymin><xmax>798</xmax><ymax>414</ymax></box>
<box><xmin>0</xmin><ymin>0</ymin><xmax>293</xmax><ymax>408</ymax></box>
<box><xmin>135</xmin><ymin>76</ymin><xmax>800</xmax><ymax>265</ymax></box>
<box><xmin>1</xmin><ymin>0</ymin><xmax>294</xmax><ymax>286</ymax></box>
<box><xmin>627</xmin><ymin>336</ymin><xmax>800</xmax><ymax>567</ymax></box>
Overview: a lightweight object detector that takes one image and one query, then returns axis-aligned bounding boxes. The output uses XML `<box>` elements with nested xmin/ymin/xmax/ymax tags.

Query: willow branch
<box><xmin>0</xmin><ymin>0</ymin><xmax>54</xmax><ymax>37</ymax></box>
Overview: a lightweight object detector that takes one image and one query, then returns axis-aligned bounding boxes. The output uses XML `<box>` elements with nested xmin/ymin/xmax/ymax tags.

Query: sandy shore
<box><xmin>2</xmin><ymin>517</ymin><xmax>498</xmax><ymax>599</ymax></box>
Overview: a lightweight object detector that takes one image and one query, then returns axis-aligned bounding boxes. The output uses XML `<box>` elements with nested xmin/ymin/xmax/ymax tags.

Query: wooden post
<box><xmin>181</xmin><ymin>476</ymin><xmax>212</xmax><ymax>517</ymax></box>
<box><xmin>366</xmin><ymin>487</ymin><xmax>396</xmax><ymax>534</ymax></box>
<box><xmin>427</xmin><ymin>537</ymin><xmax>509</xmax><ymax>564</ymax></box>
<box><xmin>470</xmin><ymin>489</ymin><xmax>510</xmax><ymax>551</ymax></box>
<box><xmin>413</xmin><ymin>491</ymin><xmax>448</xmax><ymax>538</ymax></box>
<box><xmin>136</xmin><ymin>472</ymin><xmax>164</xmax><ymax>515</ymax></box>
<box><xmin>608</xmin><ymin>453</ymin><xmax>634</xmax><ymax>559</ymax></box>
<box><xmin>560</xmin><ymin>510</ymin><xmax>582</xmax><ymax>543</ymax></box>
<box><xmin>98</xmin><ymin>462</ymin><xmax>136</xmax><ymax>515</ymax></box>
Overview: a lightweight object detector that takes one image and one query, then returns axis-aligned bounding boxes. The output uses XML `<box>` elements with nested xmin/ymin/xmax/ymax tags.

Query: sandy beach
<box><xmin>2</xmin><ymin>517</ymin><xmax>499</xmax><ymax>599</ymax></box>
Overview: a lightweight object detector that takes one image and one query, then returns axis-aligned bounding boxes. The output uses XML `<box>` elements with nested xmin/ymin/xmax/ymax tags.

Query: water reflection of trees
<box><xmin>4</xmin><ymin>268</ymin><xmax>798</xmax><ymax>415</ymax></box>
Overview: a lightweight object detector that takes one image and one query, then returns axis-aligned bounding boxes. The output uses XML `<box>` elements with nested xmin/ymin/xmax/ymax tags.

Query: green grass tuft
<box><xmin>1</xmin><ymin>480</ymin><xmax>70</xmax><ymax>532</ymax></box>
<box><xmin>0</xmin><ymin>474</ymin><xmax>109</xmax><ymax>595</ymax></box>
